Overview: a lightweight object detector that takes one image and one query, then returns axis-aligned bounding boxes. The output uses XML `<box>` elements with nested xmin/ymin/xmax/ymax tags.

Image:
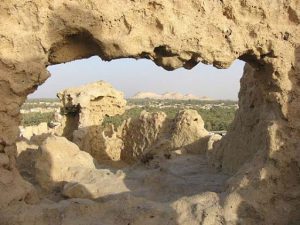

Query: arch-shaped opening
<box><xmin>4</xmin><ymin>40</ymin><xmax>298</xmax><ymax>225</ymax></box>
<box><xmin>23</xmin><ymin>57</ymin><xmax>244</xmax><ymax>143</ymax></box>
<box><xmin>6</xmin><ymin>23</ymin><xmax>294</xmax><ymax>223</ymax></box>
<box><xmin>1</xmin><ymin>1</ymin><xmax>299</xmax><ymax>224</ymax></box>
<box><xmin>16</xmin><ymin>53</ymin><xmax>251</xmax><ymax>209</ymax></box>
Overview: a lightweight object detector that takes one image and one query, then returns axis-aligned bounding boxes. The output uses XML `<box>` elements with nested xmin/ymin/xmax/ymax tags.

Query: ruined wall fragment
<box><xmin>121</xmin><ymin>109</ymin><xmax>212</xmax><ymax>162</ymax></box>
<box><xmin>0</xmin><ymin>0</ymin><xmax>299</xmax><ymax>223</ymax></box>
<box><xmin>57</xmin><ymin>81</ymin><xmax>126</xmax><ymax>159</ymax></box>
<box><xmin>57</xmin><ymin>81</ymin><xmax>126</xmax><ymax>129</ymax></box>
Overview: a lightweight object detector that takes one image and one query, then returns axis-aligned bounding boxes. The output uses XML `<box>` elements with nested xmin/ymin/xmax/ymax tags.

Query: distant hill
<box><xmin>131</xmin><ymin>92</ymin><xmax>213</xmax><ymax>101</ymax></box>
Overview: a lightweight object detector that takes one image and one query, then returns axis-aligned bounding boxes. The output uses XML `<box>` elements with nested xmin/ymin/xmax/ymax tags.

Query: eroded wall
<box><xmin>0</xmin><ymin>0</ymin><xmax>299</xmax><ymax>224</ymax></box>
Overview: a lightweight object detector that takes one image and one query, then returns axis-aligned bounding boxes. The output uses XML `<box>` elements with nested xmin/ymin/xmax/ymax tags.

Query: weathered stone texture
<box><xmin>35</xmin><ymin>135</ymin><xmax>96</xmax><ymax>190</ymax></box>
<box><xmin>57</xmin><ymin>81</ymin><xmax>126</xmax><ymax>128</ymax></box>
<box><xmin>0</xmin><ymin>0</ymin><xmax>299</xmax><ymax>224</ymax></box>
<box><xmin>56</xmin><ymin>81</ymin><xmax>126</xmax><ymax>160</ymax></box>
<box><xmin>121</xmin><ymin>109</ymin><xmax>211</xmax><ymax>162</ymax></box>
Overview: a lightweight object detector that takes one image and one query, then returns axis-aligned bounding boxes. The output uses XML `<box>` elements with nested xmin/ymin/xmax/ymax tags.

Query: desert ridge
<box><xmin>132</xmin><ymin>91</ymin><xmax>212</xmax><ymax>100</ymax></box>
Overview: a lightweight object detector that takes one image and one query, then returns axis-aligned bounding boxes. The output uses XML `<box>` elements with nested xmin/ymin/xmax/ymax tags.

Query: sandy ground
<box><xmin>1</xmin><ymin>153</ymin><xmax>229</xmax><ymax>225</ymax></box>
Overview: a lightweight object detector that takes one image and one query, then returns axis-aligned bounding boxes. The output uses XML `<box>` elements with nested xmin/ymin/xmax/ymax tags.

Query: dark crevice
<box><xmin>48</xmin><ymin>28</ymin><xmax>107</xmax><ymax>65</ymax></box>
<box><xmin>239</xmin><ymin>52</ymin><xmax>263</xmax><ymax>69</ymax></box>
<box><xmin>183</xmin><ymin>55</ymin><xmax>200</xmax><ymax>69</ymax></box>
<box><xmin>154</xmin><ymin>45</ymin><xmax>178</xmax><ymax>57</ymax></box>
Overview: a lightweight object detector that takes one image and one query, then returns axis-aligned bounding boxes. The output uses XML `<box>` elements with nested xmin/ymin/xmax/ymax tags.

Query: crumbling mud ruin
<box><xmin>0</xmin><ymin>1</ymin><xmax>299</xmax><ymax>225</ymax></box>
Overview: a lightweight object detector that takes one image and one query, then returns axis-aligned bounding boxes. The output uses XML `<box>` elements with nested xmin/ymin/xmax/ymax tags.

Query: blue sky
<box><xmin>29</xmin><ymin>56</ymin><xmax>245</xmax><ymax>100</ymax></box>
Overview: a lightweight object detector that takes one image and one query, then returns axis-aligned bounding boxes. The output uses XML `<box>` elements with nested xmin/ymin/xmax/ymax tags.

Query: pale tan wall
<box><xmin>0</xmin><ymin>0</ymin><xmax>299</xmax><ymax>223</ymax></box>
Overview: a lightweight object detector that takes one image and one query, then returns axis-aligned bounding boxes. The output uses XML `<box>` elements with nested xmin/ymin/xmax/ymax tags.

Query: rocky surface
<box><xmin>57</xmin><ymin>81</ymin><xmax>126</xmax><ymax>128</ymax></box>
<box><xmin>19</xmin><ymin>123</ymin><xmax>52</xmax><ymax>140</ymax></box>
<box><xmin>72</xmin><ymin>125</ymin><xmax>124</xmax><ymax>163</ymax></box>
<box><xmin>13</xmin><ymin>133</ymin><xmax>230</xmax><ymax>225</ymax></box>
<box><xmin>1</xmin><ymin>154</ymin><xmax>229</xmax><ymax>225</ymax></box>
<box><xmin>121</xmin><ymin>109</ymin><xmax>211</xmax><ymax>162</ymax></box>
<box><xmin>35</xmin><ymin>136</ymin><xmax>96</xmax><ymax>190</ymax></box>
<box><xmin>0</xmin><ymin>0</ymin><xmax>299</xmax><ymax>224</ymax></box>
<box><xmin>57</xmin><ymin>81</ymin><xmax>126</xmax><ymax>160</ymax></box>
<box><xmin>62</xmin><ymin>168</ymin><xmax>129</xmax><ymax>199</ymax></box>
<box><xmin>57</xmin><ymin>81</ymin><xmax>126</xmax><ymax>137</ymax></box>
<box><xmin>121</xmin><ymin>110</ymin><xmax>168</xmax><ymax>162</ymax></box>
<box><xmin>167</xmin><ymin>110</ymin><xmax>210</xmax><ymax>152</ymax></box>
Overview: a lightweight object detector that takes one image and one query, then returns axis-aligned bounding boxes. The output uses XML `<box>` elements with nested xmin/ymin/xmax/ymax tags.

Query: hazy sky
<box><xmin>29</xmin><ymin>56</ymin><xmax>245</xmax><ymax>100</ymax></box>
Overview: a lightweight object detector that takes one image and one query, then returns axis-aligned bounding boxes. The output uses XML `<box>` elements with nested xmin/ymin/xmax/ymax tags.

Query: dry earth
<box><xmin>12</xmin><ymin>134</ymin><xmax>230</xmax><ymax>225</ymax></box>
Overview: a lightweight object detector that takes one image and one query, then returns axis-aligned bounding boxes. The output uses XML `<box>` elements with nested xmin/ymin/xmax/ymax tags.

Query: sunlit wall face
<box><xmin>30</xmin><ymin>56</ymin><xmax>245</xmax><ymax>100</ymax></box>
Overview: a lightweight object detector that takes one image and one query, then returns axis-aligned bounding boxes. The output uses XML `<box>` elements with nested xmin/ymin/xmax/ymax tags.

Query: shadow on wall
<box><xmin>229</xmin><ymin>48</ymin><xmax>300</xmax><ymax>225</ymax></box>
<box><xmin>282</xmin><ymin>45</ymin><xmax>300</xmax><ymax>224</ymax></box>
<box><xmin>61</xmin><ymin>104</ymin><xmax>80</xmax><ymax>140</ymax></box>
